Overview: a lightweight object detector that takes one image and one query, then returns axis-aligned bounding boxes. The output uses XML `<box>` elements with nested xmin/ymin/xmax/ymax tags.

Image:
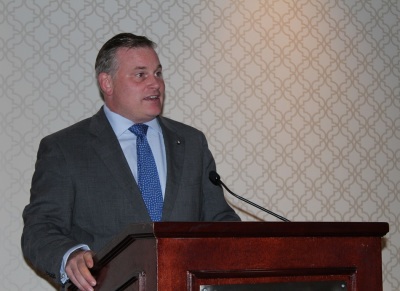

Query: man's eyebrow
<box><xmin>134</xmin><ymin>64</ymin><xmax>162</xmax><ymax>70</ymax></box>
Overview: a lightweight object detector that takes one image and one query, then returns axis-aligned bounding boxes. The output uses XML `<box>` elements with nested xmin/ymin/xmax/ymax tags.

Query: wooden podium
<box><xmin>67</xmin><ymin>222</ymin><xmax>388</xmax><ymax>291</ymax></box>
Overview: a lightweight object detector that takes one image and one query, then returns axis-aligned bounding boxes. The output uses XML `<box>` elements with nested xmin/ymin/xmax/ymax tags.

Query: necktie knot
<box><xmin>129</xmin><ymin>124</ymin><xmax>148</xmax><ymax>137</ymax></box>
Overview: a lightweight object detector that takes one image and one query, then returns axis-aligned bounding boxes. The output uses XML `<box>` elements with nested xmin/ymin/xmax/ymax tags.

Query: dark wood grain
<box><xmin>67</xmin><ymin>222</ymin><xmax>389</xmax><ymax>291</ymax></box>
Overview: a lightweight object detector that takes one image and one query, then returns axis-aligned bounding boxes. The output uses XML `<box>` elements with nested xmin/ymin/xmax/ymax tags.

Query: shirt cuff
<box><xmin>60</xmin><ymin>244</ymin><xmax>90</xmax><ymax>284</ymax></box>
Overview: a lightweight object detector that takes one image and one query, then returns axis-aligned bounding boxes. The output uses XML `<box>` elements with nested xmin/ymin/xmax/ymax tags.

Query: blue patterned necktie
<box><xmin>129</xmin><ymin>124</ymin><xmax>163</xmax><ymax>221</ymax></box>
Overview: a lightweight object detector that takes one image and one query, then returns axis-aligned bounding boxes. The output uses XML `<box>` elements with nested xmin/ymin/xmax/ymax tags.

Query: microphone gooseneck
<box><xmin>209</xmin><ymin>171</ymin><xmax>290</xmax><ymax>222</ymax></box>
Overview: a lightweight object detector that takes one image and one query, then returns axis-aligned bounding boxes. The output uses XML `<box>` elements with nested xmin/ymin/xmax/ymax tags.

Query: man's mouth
<box><xmin>144</xmin><ymin>95</ymin><xmax>159</xmax><ymax>100</ymax></box>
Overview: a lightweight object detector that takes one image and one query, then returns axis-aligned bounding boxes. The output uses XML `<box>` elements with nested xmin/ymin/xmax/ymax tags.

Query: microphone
<box><xmin>209</xmin><ymin>171</ymin><xmax>290</xmax><ymax>222</ymax></box>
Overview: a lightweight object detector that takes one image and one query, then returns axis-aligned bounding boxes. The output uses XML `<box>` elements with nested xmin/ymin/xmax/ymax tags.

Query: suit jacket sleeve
<box><xmin>21</xmin><ymin>110</ymin><xmax>144</xmax><ymax>284</ymax></box>
<box><xmin>200</xmin><ymin>132</ymin><xmax>241</xmax><ymax>221</ymax></box>
<box><xmin>21</xmin><ymin>135</ymin><xmax>83</xmax><ymax>283</ymax></box>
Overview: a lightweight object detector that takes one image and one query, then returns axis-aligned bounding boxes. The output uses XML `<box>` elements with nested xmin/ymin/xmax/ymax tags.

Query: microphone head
<box><xmin>209</xmin><ymin>171</ymin><xmax>221</xmax><ymax>185</ymax></box>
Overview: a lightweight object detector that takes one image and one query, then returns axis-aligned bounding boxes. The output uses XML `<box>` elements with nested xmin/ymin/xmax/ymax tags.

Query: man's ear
<box><xmin>98</xmin><ymin>72</ymin><xmax>113</xmax><ymax>96</ymax></box>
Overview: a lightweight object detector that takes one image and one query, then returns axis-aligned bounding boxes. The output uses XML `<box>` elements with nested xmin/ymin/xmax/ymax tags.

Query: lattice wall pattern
<box><xmin>1</xmin><ymin>1</ymin><xmax>399</xmax><ymax>290</ymax></box>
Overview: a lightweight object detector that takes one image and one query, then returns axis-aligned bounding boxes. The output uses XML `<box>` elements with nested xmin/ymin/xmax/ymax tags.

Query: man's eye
<box><xmin>136</xmin><ymin>73</ymin><xmax>144</xmax><ymax>78</ymax></box>
<box><xmin>156</xmin><ymin>71</ymin><xmax>163</xmax><ymax>78</ymax></box>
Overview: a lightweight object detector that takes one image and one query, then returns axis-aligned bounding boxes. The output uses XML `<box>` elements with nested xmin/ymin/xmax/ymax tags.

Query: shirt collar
<box><xmin>103</xmin><ymin>105</ymin><xmax>162</xmax><ymax>137</ymax></box>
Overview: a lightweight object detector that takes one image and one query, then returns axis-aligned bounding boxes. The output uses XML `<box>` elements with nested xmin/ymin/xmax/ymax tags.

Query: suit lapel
<box><xmin>158</xmin><ymin>116</ymin><xmax>185</xmax><ymax>220</ymax></box>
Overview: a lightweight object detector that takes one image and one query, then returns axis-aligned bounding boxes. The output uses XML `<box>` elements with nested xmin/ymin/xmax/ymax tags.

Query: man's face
<box><xmin>100</xmin><ymin>47</ymin><xmax>165</xmax><ymax>123</ymax></box>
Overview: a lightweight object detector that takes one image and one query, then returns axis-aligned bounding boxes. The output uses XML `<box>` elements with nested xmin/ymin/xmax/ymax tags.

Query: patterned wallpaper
<box><xmin>1</xmin><ymin>0</ymin><xmax>399</xmax><ymax>290</ymax></box>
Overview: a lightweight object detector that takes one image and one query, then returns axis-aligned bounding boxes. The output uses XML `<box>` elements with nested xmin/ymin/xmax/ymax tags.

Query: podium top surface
<box><xmin>117</xmin><ymin>221</ymin><xmax>389</xmax><ymax>239</ymax></box>
<box><xmin>95</xmin><ymin>222</ymin><xmax>389</xmax><ymax>261</ymax></box>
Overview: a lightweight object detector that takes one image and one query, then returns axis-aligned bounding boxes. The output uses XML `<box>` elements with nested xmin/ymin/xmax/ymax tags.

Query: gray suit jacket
<box><xmin>21</xmin><ymin>107</ymin><xmax>240</xmax><ymax>283</ymax></box>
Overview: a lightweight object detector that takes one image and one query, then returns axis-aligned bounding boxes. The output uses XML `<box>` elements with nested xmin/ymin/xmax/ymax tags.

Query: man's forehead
<box><xmin>117</xmin><ymin>47</ymin><xmax>160</xmax><ymax>63</ymax></box>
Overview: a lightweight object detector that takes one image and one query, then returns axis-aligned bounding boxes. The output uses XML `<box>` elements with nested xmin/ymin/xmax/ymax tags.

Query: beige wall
<box><xmin>1</xmin><ymin>1</ymin><xmax>399</xmax><ymax>290</ymax></box>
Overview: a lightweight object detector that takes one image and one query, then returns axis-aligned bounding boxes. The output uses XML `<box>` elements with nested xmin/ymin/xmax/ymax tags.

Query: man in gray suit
<box><xmin>22</xmin><ymin>33</ymin><xmax>240</xmax><ymax>291</ymax></box>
